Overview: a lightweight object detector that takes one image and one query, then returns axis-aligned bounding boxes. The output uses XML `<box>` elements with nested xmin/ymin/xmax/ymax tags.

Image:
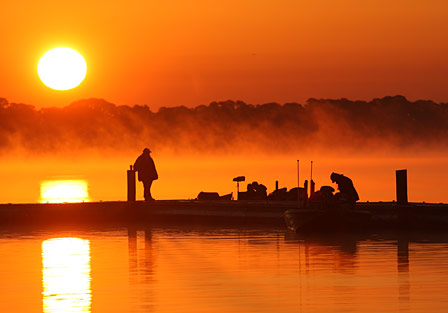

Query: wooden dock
<box><xmin>1</xmin><ymin>200</ymin><xmax>448</xmax><ymax>229</ymax></box>
<box><xmin>0</xmin><ymin>200</ymin><xmax>295</xmax><ymax>227</ymax></box>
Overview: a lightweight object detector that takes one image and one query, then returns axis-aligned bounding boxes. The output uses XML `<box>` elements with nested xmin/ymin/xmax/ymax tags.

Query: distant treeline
<box><xmin>1</xmin><ymin>95</ymin><xmax>447</xmax><ymax>154</ymax></box>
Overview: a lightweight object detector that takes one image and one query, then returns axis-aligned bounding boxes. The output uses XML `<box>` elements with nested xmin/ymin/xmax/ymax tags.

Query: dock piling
<box><xmin>127</xmin><ymin>165</ymin><xmax>136</xmax><ymax>202</ymax></box>
<box><xmin>396</xmin><ymin>169</ymin><xmax>408</xmax><ymax>205</ymax></box>
<box><xmin>297</xmin><ymin>160</ymin><xmax>300</xmax><ymax>208</ymax></box>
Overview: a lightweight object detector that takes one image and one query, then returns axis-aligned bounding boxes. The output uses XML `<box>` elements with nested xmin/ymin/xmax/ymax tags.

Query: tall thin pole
<box><xmin>297</xmin><ymin>160</ymin><xmax>300</xmax><ymax>208</ymax></box>
<box><xmin>310</xmin><ymin>160</ymin><xmax>315</xmax><ymax>197</ymax></box>
<box><xmin>310</xmin><ymin>161</ymin><xmax>313</xmax><ymax>182</ymax></box>
<box><xmin>310</xmin><ymin>161</ymin><xmax>313</xmax><ymax>195</ymax></box>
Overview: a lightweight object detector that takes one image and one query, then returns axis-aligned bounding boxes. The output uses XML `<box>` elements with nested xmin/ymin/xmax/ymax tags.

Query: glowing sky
<box><xmin>1</xmin><ymin>0</ymin><xmax>448</xmax><ymax>108</ymax></box>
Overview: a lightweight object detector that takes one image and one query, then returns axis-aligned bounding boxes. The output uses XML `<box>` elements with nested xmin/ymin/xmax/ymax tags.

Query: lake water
<box><xmin>1</xmin><ymin>226</ymin><xmax>448</xmax><ymax>313</ymax></box>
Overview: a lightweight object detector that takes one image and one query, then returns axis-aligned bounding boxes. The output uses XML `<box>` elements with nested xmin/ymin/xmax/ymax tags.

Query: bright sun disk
<box><xmin>38</xmin><ymin>47</ymin><xmax>87</xmax><ymax>90</ymax></box>
<box><xmin>40</xmin><ymin>180</ymin><xmax>89</xmax><ymax>203</ymax></box>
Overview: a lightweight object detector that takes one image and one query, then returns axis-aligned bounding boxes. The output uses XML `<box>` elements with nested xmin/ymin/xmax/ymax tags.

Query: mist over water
<box><xmin>0</xmin><ymin>95</ymin><xmax>447</xmax><ymax>203</ymax></box>
<box><xmin>1</xmin><ymin>95</ymin><xmax>448</xmax><ymax>155</ymax></box>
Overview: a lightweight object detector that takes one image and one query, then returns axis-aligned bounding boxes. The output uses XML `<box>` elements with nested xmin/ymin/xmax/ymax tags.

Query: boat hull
<box><xmin>284</xmin><ymin>208</ymin><xmax>372</xmax><ymax>233</ymax></box>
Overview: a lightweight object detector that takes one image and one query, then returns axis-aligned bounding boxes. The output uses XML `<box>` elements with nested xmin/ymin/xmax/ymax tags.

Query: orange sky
<box><xmin>1</xmin><ymin>0</ymin><xmax>448</xmax><ymax>108</ymax></box>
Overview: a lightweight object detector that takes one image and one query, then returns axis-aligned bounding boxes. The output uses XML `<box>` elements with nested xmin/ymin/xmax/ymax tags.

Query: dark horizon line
<box><xmin>1</xmin><ymin>94</ymin><xmax>446</xmax><ymax>110</ymax></box>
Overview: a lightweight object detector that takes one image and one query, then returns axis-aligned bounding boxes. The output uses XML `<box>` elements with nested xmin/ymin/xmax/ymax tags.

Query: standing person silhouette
<box><xmin>134</xmin><ymin>148</ymin><xmax>158</xmax><ymax>201</ymax></box>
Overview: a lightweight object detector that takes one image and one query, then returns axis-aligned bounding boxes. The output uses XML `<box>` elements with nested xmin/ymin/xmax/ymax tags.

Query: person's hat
<box><xmin>143</xmin><ymin>148</ymin><xmax>151</xmax><ymax>153</ymax></box>
<box><xmin>330</xmin><ymin>172</ymin><xmax>337</xmax><ymax>182</ymax></box>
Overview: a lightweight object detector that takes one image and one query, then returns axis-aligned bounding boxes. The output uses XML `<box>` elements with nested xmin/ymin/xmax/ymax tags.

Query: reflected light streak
<box><xmin>42</xmin><ymin>238</ymin><xmax>91</xmax><ymax>313</ymax></box>
<box><xmin>40</xmin><ymin>180</ymin><xmax>89</xmax><ymax>203</ymax></box>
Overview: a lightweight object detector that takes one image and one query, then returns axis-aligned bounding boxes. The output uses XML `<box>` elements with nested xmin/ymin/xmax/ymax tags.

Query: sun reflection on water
<box><xmin>40</xmin><ymin>180</ymin><xmax>90</xmax><ymax>203</ymax></box>
<box><xmin>42</xmin><ymin>238</ymin><xmax>91</xmax><ymax>313</ymax></box>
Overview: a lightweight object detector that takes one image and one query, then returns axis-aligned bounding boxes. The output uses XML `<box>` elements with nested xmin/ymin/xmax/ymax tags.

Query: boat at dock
<box><xmin>284</xmin><ymin>208</ymin><xmax>372</xmax><ymax>233</ymax></box>
<box><xmin>284</xmin><ymin>201</ymin><xmax>448</xmax><ymax>232</ymax></box>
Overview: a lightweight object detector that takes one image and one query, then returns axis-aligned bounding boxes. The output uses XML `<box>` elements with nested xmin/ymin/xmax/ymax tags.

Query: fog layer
<box><xmin>1</xmin><ymin>95</ymin><xmax>447</xmax><ymax>156</ymax></box>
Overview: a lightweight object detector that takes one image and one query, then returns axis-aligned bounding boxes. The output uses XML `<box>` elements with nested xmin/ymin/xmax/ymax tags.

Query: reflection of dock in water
<box><xmin>128</xmin><ymin>228</ymin><xmax>155</xmax><ymax>312</ymax></box>
<box><xmin>284</xmin><ymin>231</ymin><xmax>448</xmax><ymax>312</ymax></box>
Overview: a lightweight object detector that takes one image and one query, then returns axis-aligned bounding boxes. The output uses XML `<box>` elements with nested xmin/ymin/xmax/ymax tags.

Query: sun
<box><xmin>40</xmin><ymin>180</ymin><xmax>90</xmax><ymax>203</ymax></box>
<box><xmin>38</xmin><ymin>47</ymin><xmax>87</xmax><ymax>91</ymax></box>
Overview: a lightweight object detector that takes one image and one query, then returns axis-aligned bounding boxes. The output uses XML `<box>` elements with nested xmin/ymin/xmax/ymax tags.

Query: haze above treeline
<box><xmin>1</xmin><ymin>95</ymin><xmax>447</xmax><ymax>156</ymax></box>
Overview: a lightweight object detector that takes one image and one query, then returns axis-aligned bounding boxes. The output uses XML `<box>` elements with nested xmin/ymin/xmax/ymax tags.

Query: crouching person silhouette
<box><xmin>330</xmin><ymin>172</ymin><xmax>359</xmax><ymax>210</ymax></box>
<box><xmin>134</xmin><ymin>148</ymin><xmax>158</xmax><ymax>201</ymax></box>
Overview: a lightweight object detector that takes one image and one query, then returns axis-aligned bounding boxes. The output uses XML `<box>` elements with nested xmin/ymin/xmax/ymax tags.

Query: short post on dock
<box><xmin>127</xmin><ymin>165</ymin><xmax>136</xmax><ymax>202</ymax></box>
<box><xmin>396</xmin><ymin>169</ymin><xmax>408</xmax><ymax>205</ymax></box>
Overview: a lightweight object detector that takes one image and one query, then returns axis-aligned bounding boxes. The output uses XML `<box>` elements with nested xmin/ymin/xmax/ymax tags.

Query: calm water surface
<box><xmin>1</xmin><ymin>227</ymin><xmax>448</xmax><ymax>313</ymax></box>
